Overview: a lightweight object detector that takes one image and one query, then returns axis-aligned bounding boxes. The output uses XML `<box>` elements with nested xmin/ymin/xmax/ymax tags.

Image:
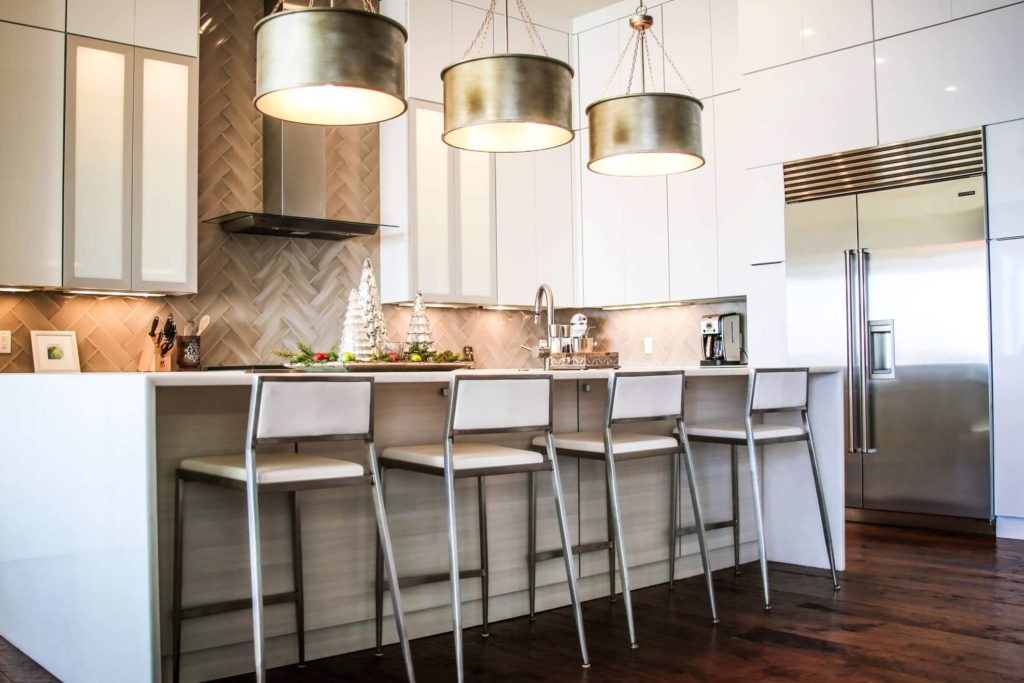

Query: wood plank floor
<box><xmin>3</xmin><ymin>523</ymin><xmax>1022</xmax><ymax>682</ymax></box>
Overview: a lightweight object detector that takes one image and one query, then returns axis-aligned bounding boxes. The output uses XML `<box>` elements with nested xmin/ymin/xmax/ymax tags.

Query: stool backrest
<box><xmin>607</xmin><ymin>370</ymin><xmax>685</xmax><ymax>425</ymax></box>
<box><xmin>747</xmin><ymin>368</ymin><xmax>809</xmax><ymax>414</ymax></box>
<box><xmin>447</xmin><ymin>373</ymin><xmax>553</xmax><ymax>436</ymax></box>
<box><xmin>249</xmin><ymin>376</ymin><xmax>374</xmax><ymax>445</ymax></box>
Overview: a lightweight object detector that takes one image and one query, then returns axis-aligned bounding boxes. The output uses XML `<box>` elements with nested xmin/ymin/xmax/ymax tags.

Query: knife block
<box><xmin>138</xmin><ymin>342</ymin><xmax>175</xmax><ymax>372</ymax></box>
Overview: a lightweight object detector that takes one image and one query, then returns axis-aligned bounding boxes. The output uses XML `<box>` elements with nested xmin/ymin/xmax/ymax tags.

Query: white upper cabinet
<box><xmin>579</xmin><ymin>129</ymin><xmax>626</xmax><ymax>307</ymax></box>
<box><xmin>534</xmin><ymin>144</ymin><xmax>575</xmax><ymax>305</ymax></box>
<box><xmin>710</xmin><ymin>0</ymin><xmax>740</xmax><ymax>93</ymax></box>
<box><xmin>745</xmin><ymin>261</ymin><xmax>787</xmax><ymax>364</ymax></box>
<box><xmin>875</xmin><ymin>4</ymin><xmax>1024</xmax><ymax>145</ymax></box>
<box><xmin>713</xmin><ymin>91</ymin><xmax>750</xmax><ymax>297</ymax></box>
<box><xmin>0</xmin><ymin>22</ymin><xmax>64</xmax><ymax>288</ymax></box>
<box><xmin>743</xmin><ymin>43</ymin><xmax>877</xmax><ymax>167</ymax></box>
<box><xmin>738</xmin><ymin>0</ymin><xmax>803</xmax><ymax>73</ymax></box>
<box><xmin>987</xmin><ymin>119</ymin><xmax>1024</xmax><ymax>240</ymax></box>
<box><xmin>660</xmin><ymin>0</ymin><xmax>713</xmax><ymax>99</ymax></box>
<box><xmin>0</xmin><ymin>0</ymin><xmax>65</xmax><ymax>31</ymax></box>
<box><xmin>407</xmin><ymin>0</ymin><xmax>451</xmax><ymax>102</ymax></box>
<box><xmin>873</xmin><ymin>0</ymin><xmax>951</xmax><ymax>38</ymax></box>
<box><xmin>67</xmin><ymin>0</ymin><xmax>134</xmax><ymax>44</ymax></box>
<box><xmin>990</xmin><ymin>237</ymin><xmax>1024</xmax><ymax>518</ymax></box>
<box><xmin>800</xmin><ymin>0</ymin><xmax>873</xmax><ymax>58</ymax></box>
<box><xmin>134</xmin><ymin>0</ymin><xmax>199</xmax><ymax>57</ymax></box>
<box><xmin>577</xmin><ymin>19</ymin><xmax>620</xmax><ymax>129</ymax></box>
<box><xmin>745</xmin><ymin>164</ymin><xmax>786</xmax><ymax>265</ymax></box>
<box><xmin>668</xmin><ymin>98</ymin><xmax>718</xmax><ymax>301</ymax></box>
<box><xmin>622</xmin><ymin>175</ymin><xmax>670</xmax><ymax>304</ymax></box>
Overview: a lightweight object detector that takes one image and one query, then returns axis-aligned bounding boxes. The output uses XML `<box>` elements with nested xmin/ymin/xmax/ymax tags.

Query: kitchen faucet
<box><xmin>531</xmin><ymin>284</ymin><xmax>555</xmax><ymax>371</ymax></box>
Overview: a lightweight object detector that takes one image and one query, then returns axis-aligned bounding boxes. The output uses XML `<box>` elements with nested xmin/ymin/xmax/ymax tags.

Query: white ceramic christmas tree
<box><xmin>358</xmin><ymin>258</ymin><xmax>389</xmax><ymax>352</ymax></box>
<box><xmin>340</xmin><ymin>288</ymin><xmax>373</xmax><ymax>361</ymax></box>
<box><xmin>405</xmin><ymin>291</ymin><xmax>434</xmax><ymax>351</ymax></box>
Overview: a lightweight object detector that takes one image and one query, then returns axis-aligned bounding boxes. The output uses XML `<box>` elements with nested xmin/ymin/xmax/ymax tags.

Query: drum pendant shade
<box><xmin>254</xmin><ymin>8</ymin><xmax>407</xmax><ymax>126</ymax></box>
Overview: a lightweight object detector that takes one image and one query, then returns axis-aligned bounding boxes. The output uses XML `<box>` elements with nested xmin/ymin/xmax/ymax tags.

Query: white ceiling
<box><xmin>456</xmin><ymin>0</ymin><xmax>621</xmax><ymax>31</ymax></box>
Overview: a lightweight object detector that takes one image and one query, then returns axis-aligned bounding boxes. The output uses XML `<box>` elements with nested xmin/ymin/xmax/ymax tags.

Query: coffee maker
<box><xmin>700</xmin><ymin>313</ymin><xmax>744</xmax><ymax>366</ymax></box>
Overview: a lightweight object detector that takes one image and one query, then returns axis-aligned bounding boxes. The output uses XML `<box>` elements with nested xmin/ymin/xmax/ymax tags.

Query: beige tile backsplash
<box><xmin>0</xmin><ymin>0</ymin><xmax>744</xmax><ymax>373</ymax></box>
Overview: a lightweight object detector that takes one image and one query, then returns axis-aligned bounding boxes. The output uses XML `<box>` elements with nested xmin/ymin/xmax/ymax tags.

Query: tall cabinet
<box><xmin>64</xmin><ymin>36</ymin><xmax>198</xmax><ymax>293</ymax></box>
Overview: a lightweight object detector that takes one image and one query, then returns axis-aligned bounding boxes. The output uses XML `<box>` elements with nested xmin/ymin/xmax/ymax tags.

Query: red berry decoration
<box><xmin>313</xmin><ymin>352</ymin><xmax>328</xmax><ymax>362</ymax></box>
<box><xmin>387</xmin><ymin>353</ymin><xmax>400</xmax><ymax>362</ymax></box>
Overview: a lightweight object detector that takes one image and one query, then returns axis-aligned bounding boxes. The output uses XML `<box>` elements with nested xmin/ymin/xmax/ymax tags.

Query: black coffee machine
<box><xmin>700</xmin><ymin>313</ymin><xmax>744</xmax><ymax>366</ymax></box>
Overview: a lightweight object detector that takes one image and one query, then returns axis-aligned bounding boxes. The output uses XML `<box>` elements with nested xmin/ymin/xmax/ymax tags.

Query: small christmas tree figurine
<box><xmin>358</xmin><ymin>258</ymin><xmax>389</xmax><ymax>352</ymax></box>
<box><xmin>340</xmin><ymin>289</ymin><xmax>373</xmax><ymax>361</ymax></box>
<box><xmin>405</xmin><ymin>291</ymin><xmax>435</xmax><ymax>352</ymax></box>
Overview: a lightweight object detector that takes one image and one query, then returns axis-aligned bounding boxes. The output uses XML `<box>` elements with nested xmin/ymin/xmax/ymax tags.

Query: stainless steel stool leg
<box><xmin>731</xmin><ymin>445</ymin><xmax>741</xmax><ymax>575</ymax></box>
<box><xmin>604</xmin><ymin>428</ymin><xmax>638</xmax><ymax>648</ymax></box>
<box><xmin>368</xmin><ymin>442</ymin><xmax>416</xmax><ymax>683</ymax></box>
<box><xmin>478</xmin><ymin>476</ymin><xmax>490</xmax><ymax>637</ymax></box>
<box><xmin>679</xmin><ymin>425</ymin><xmax>719</xmax><ymax>624</ymax></box>
<box><xmin>744</xmin><ymin>420</ymin><xmax>772</xmax><ymax>611</ymax></box>
<box><xmin>803</xmin><ymin>411</ymin><xmax>840</xmax><ymax>591</ymax></box>
<box><xmin>172</xmin><ymin>476</ymin><xmax>185</xmax><ymax>683</ymax></box>
<box><xmin>528</xmin><ymin>470</ymin><xmax>537</xmax><ymax>622</ymax></box>
<box><xmin>374</xmin><ymin>468</ymin><xmax>386</xmax><ymax>656</ymax></box>
<box><xmin>668</xmin><ymin>451</ymin><xmax>680</xmax><ymax>590</ymax></box>
<box><xmin>289</xmin><ymin>491</ymin><xmax>306</xmax><ymax>667</ymax></box>
<box><xmin>546</xmin><ymin>435</ymin><xmax>590</xmax><ymax>668</ymax></box>
<box><xmin>605</xmin><ymin>467</ymin><xmax>617</xmax><ymax>603</ymax></box>
<box><xmin>244</xmin><ymin>448</ymin><xmax>267</xmax><ymax>683</ymax></box>
<box><xmin>443</xmin><ymin>438</ymin><xmax>465</xmax><ymax>683</ymax></box>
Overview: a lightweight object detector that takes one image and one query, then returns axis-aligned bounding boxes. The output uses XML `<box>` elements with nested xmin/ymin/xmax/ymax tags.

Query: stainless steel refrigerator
<box><xmin>785</xmin><ymin>175</ymin><xmax>991</xmax><ymax>522</ymax></box>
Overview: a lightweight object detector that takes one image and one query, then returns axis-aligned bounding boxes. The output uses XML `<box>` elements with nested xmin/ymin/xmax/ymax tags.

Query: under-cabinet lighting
<box><xmin>395</xmin><ymin>301</ymin><xmax>479</xmax><ymax>309</ymax></box>
<box><xmin>602</xmin><ymin>301</ymin><xmax>684</xmax><ymax>311</ymax></box>
<box><xmin>65</xmin><ymin>289</ymin><xmax>165</xmax><ymax>298</ymax></box>
<box><xmin>0</xmin><ymin>287</ymin><xmax>34</xmax><ymax>293</ymax></box>
<box><xmin>482</xmin><ymin>305</ymin><xmax>531</xmax><ymax>311</ymax></box>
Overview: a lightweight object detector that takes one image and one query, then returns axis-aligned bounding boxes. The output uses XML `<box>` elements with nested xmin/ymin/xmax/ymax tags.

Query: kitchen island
<box><xmin>0</xmin><ymin>368</ymin><xmax>844</xmax><ymax>682</ymax></box>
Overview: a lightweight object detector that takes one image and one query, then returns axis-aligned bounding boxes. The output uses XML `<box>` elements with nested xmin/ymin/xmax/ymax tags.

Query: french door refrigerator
<box><xmin>786</xmin><ymin>176</ymin><xmax>991</xmax><ymax>521</ymax></box>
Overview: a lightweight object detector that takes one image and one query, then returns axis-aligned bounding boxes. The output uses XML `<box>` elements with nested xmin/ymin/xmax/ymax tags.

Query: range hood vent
<box><xmin>203</xmin><ymin>118</ymin><xmax>392</xmax><ymax>241</ymax></box>
<box><xmin>783</xmin><ymin>128</ymin><xmax>984</xmax><ymax>204</ymax></box>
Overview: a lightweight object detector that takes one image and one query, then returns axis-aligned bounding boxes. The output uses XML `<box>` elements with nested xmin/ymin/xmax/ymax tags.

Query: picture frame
<box><xmin>30</xmin><ymin>331</ymin><xmax>82</xmax><ymax>373</ymax></box>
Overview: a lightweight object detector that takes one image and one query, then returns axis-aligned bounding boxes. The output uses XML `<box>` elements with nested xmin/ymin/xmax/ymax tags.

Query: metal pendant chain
<box><xmin>649</xmin><ymin>26</ymin><xmax>693</xmax><ymax>95</ymax></box>
<box><xmin>462</xmin><ymin>0</ymin><xmax>497</xmax><ymax>59</ymax></box>
<box><xmin>599</xmin><ymin>3</ymin><xmax>695</xmax><ymax>98</ymax></box>
<box><xmin>461</xmin><ymin>0</ymin><xmax>549</xmax><ymax>60</ymax></box>
<box><xmin>513</xmin><ymin>0</ymin><xmax>548</xmax><ymax>57</ymax></box>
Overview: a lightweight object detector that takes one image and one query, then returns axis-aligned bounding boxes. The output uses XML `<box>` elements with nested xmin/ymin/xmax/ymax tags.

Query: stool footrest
<box><xmin>383</xmin><ymin>568</ymin><xmax>484</xmax><ymax>591</ymax></box>
<box><xmin>534</xmin><ymin>540</ymin><xmax>613</xmax><ymax>563</ymax></box>
<box><xmin>676</xmin><ymin>519</ymin><xmax>737</xmax><ymax>537</ymax></box>
<box><xmin>180</xmin><ymin>590</ymin><xmax>298</xmax><ymax>620</ymax></box>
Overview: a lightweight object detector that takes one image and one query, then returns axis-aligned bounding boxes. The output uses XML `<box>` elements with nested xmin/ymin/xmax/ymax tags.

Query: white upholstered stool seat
<box><xmin>382</xmin><ymin>443</ymin><xmax>544</xmax><ymax>471</ymax></box>
<box><xmin>179</xmin><ymin>453</ymin><xmax>365</xmax><ymax>484</ymax></box>
<box><xmin>533</xmin><ymin>431</ymin><xmax>678</xmax><ymax>454</ymax></box>
<box><xmin>683</xmin><ymin>423</ymin><xmax>805</xmax><ymax>441</ymax></box>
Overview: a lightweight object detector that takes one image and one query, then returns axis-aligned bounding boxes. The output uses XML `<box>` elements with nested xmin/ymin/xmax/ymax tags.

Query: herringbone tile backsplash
<box><xmin>0</xmin><ymin>0</ymin><xmax>743</xmax><ymax>373</ymax></box>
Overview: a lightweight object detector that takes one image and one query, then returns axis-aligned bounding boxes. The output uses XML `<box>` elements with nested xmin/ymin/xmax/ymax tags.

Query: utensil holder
<box><xmin>176</xmin><ymin>336</ymin><xmax>201</xmax><ymax>370</ymax></box>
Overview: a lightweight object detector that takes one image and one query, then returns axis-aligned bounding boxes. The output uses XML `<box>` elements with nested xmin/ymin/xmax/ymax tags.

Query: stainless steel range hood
<box><xmin>203</xmin><ymin>119</ymin><xmax>392</xmax><ymax>240</ymax></box>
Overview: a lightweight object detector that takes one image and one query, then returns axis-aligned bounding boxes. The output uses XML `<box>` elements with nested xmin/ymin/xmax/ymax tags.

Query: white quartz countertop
<box><xmin>138</xmin><ymin>365</ymin><xmax>842</xmax><ymax>387</ymax></box>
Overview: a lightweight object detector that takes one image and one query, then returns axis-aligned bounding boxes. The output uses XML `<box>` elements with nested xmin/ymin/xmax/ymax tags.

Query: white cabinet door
<box><xmin>744</xmin><ymin>44</ymin><xmax>877</xmax><ymax>167</ymax></box>
<box><xmin>67</xmin><ymin>0</ymin><xmax>134</xmax><ymax>45</ymax></box>
<box><xmin>494</xmin><ymin>16</ymin><xmax>570</xmax><ymax>63</ymax></box>
<box><xmin>455</xmin><ymin>148</ymin><xmax>496</xmax><ymax>303</ymax></box>
<box><xmin>873</xmin><ymin>0</ymin><xmax>951</xmax><ymax>38</ymax></box>
<box><xmin>713</xmin><ymin>91</ymin><xmax>750</xmax><ymax>297</ymax></box>
<box><xmin>876</xmin><ymin>4</ymin><xmax>1024</xmax><ymax>145</ymax></box>
<box><xmin>668</xmin><ymin>98</ymin><xmax>718</xmax><ymax>301</ymax></box>
<box><xmin>0</xmin><ymin>1</ymin><xmax>65</xmax><ymax>30</ymax></box>
<box><xmin>496</xmin><ymin>153</ymin><xmax>537</xmax><ymax>306</ymax></box>
<box><xmin>622</xmin><ymin>175</ymin><xmax>670</xmax><ymax>304</ymax></box>
<box><xmin>745</xmin><ymin>164</ymin><xmax>786</xmax><ymax>265</ymax></box>
<box><xmin>64</xmin><ymin>36</ymin><xmax>133</xmax><ymax>290</ymax></box>
<box><xmin>577</xmin><ymin>20</ymin><xmax>620</xmax><ymax>129</ymax></box>
<box><xmin>987</xmin><ymin>119</ymin><xmax>1024</xmax><ymax>240</ymax></box>
<box><xmin>412</xmin><ymin>104</ymin><xmax>452</xmax><ymax>299</ymax></box>
<box><xmin>800</xmin><ymin>0</ymin><xmax>873</xmax><ymax>58</ymax></box>
<box><xmin>954</xmin><ymin>0</ymin><xmax>1018</xmax><ymax>19</ymax></box>
<box><xmin>990</xmin><ymin>237</ymin><xmax>1024</xmax><ymax>517</ymax></box>
<box><xmin>738</xmin><ymin>0</ymin><xmax>802</xmax><ymax>73</ymax></box>
<box><xmin>580</xmin><ymin>129</ymin><xmax>625</xmax><ymax>307</ymax></box>
<box><xmin>132</xmin><ymin>49</ymin><xmax>197</xmax><ymax>293</ymax></box>
<box><xmin>535</xmin><ymin>144</ymin><xmax>575</xmax><ymax>304</ymax></box>
<box><xmin>135</xmin><ymin>0</ymin><xmax>199</xmax><ymax>57</ymax></box>
<box><xmin>710</xmin><ymin>0</ymin><xmax>740</xmax><ymax>94</ymax></box>
<box><xmin>0</xmin><ymin>23</ymin><xmax>64</xmax><ymax>288</ymax></box>
<box><xmin>745</xmin><ymin>261</ymin><xmax>787</xmax><ymax>364</ymax></box>
<box><xmin>661</xmin><ymin>0</ymin><xmax>713</xmax><ymax>99</ymax></box>
<box><xmin>408</xmin><ymin>0</ymin><xmax>450</xmax><ymax>103</ymax></box>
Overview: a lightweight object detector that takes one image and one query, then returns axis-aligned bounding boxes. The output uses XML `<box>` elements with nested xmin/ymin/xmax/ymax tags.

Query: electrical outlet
<box><xmin>0</xmin><ymin>331</ymin><xmax>10</xmax><ymax>354</ymax></box>
<box><xmin>643</xmin><ymin>336</ymin><xmax>654</xmax><ymax>355</ymax></box>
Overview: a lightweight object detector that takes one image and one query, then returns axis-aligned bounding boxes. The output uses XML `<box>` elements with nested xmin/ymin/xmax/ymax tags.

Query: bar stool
<box><xmin>685</xmin><ymin>367</ymin><xmax>840</xmax><ymax>612</ymax></box>
<box><xmin>171</xmin><ymin>376</ymin><xmax>415</xmax><ymax>683</ymax></box>
<box><xmin>529</xmin><ymin>370</ymin><xmax>720</xmax><ymax>650</ymax></box>
<box><xmin>376</xmin><ymin>373</ymin><xmax>588</xmax><ymax>683</ymax></box>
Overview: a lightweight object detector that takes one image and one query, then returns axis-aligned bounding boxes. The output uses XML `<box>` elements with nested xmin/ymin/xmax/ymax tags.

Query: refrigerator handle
<box><xmin>858</xmin><ymin>249</ymin><xmax>877</xmax><ymax>454</ymax></box>
<box><xmin>844</xmin><ymin>249</ymin><xmax>859</xmax><ymax>453</ymax></box>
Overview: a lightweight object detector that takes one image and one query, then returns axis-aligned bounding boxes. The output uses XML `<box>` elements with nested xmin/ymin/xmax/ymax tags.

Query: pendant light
<box><xmin>586</xmin><ymin>6</ymin><xmax>704</xmax><ymax>177</ymax></box>
<box><xmin>254</xmin><ymin>0</ymin><xmax>407</xmax><ymax>126</ymax></box>
<box><xmin>441</xmin><ymin>0</ymin><xmax>574</xmax><ymax>153</ymax></box>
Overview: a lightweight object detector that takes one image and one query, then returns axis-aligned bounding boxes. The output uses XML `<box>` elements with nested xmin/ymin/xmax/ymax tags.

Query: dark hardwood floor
<box><xmin>3</xmin><ymin>524</ymin><xmax>1022</xmax><ymax>682</ymax></box>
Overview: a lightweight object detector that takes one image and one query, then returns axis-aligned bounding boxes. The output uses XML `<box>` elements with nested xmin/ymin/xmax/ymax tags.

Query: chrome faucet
<box><xmin>533</xmin><ymin>284</ymin><xmax>555</xmax><ymax>371</ymax></box>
